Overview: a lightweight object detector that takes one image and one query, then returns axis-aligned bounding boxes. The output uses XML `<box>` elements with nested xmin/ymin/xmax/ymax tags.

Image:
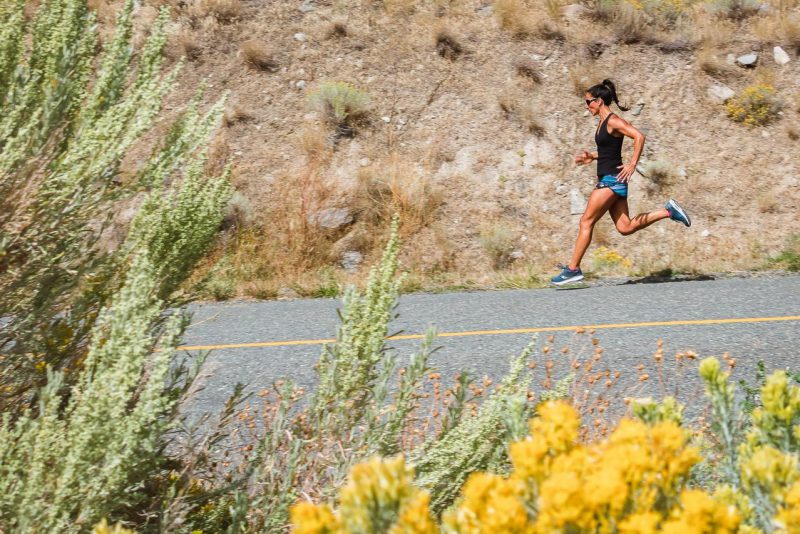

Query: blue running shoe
<box><xmin>551</xmin><ymin>264</ymin><xmax>584</xmax><ymax>285</ymax></box>
<box><xmin>665</xmin><ymin>198</ymin><xmax>691</xmax><ymax>227</ymax></box>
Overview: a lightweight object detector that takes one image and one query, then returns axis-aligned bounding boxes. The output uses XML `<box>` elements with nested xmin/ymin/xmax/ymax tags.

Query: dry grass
<box><xmin>325</xmin><ymin>21</ymin><xmax>349</xmax><ymax>39</ymax></box>
<box><xmin>352</xmin><ymin>156</ymin><xmax>443</xmax><ymax>237</ymax></box>
<box><xmin>756</xmin><ymin>190</ymin><xmax>779</xmax><ymax>213</ymax></box>
<box><xmin>223</xmin><ymin>104</ymin><xmax>256</xmax><ymax>127</ymax></box>
<box><xmin>435</xmin><ymin>28</ymin><xmax>464</xmax><ymax>60</ymax></box>
<box><xmin>479</xmin><ymin>223</ymin><xmax>517</xmax><ymax>269</ymax></box>
<box><xmin>568</xmin><ymin>62</ymin><xmax>601</xmax><ymax>97</ymax></box>
<box><xmin>240</xmin><ymin>39</ymin><xmax>279</xmax><ymax>71</ymax></box>
<box><xmin>515</xmin><ymin>59</ymin><xmax>542</xmax><ymax>83</ymax></box>
<box><xmin>174</xmin><ymin>28</ymin><xmax>202</xmax><ymax>61</ymax></box>
<box><xmin>495</xmin><ymin>0</ymin><xmax>537</xmax><ymax>38</ymax></box>
<box><xmin>189</xmin><ymin>0</ymin><xmax>242</xmax><ymax>23</ymax></box>
<box><xmin>498</xmin><ymin>87</ymin><xmax>546</xmax><ymax>135</ymax></box>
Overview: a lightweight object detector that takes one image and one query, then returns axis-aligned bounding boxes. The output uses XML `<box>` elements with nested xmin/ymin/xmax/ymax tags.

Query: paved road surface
<box><xmin>180</xmin><ymin>275</ymin><xmax>799</xmax><ymax>419</ymax></box>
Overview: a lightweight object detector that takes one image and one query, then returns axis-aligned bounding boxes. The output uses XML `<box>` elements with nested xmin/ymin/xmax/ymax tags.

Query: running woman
<box><xmin>551</xmin><ymin>79</ymin><xmax>691</xmax><ymax>286</ymax></box>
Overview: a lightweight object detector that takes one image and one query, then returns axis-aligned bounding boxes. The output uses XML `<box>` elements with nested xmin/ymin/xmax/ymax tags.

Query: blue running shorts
<box><xmin>595</xmin><ymin>174</ymin><xmax>628</xmax><ymax>198</ymax></box>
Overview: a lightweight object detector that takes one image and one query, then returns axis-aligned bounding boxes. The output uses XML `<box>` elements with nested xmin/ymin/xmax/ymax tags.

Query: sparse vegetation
<box><xmin>480</xmin><ymin>224</ymin><xmax>517</xmax><ymax>269</ymax></box>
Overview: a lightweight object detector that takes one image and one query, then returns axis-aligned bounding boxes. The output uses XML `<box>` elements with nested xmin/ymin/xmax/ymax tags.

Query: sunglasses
<box><xmin>585</xmin><ymin>97</ymin><xmax>598</xmax><ymax>106</ymax></box>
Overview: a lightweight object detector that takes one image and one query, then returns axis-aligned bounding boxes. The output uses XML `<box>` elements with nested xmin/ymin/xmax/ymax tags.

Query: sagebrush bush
<box><xmin>726</xmin><ymin>83</ymin><xmax>782</xmax><ymax>126</ymax></box>
<box><xmin>0</xmin><ymin>0</ymin><xmax>230</xmax><ymax>529</ymax></box>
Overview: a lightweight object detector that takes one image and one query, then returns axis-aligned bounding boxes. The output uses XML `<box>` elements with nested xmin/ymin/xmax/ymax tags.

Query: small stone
<box><xmin>726</xmin><ymin>54</ymin><xmax>736</xmax><ymax>65</ymax></box>
<box><xmin>632</xmin><ymin>103</ymin><xmax>645</xmax><ymax>116</ymax></box>
<box><xmin>701</xmin><ymin>230</ymin><xmax>710</xmax><ymax>238</ymax></box>
<box><xmin>707</xmin><ymin>84</ymin><xmax>735</xmax><ymax>104</ymax></box>
<box><xmin>359</xmin><ymin>157</ymin><xmax>371</xmax><ymax>167</ymax></box>
<box><xmin>295</xmin><ymin>80</ymin><xmax>306</xmax><ymax>89</ymax></box>
<box><xmin>555</xmin><ymin>183</ymin><xmax>568</xmax><ymax>194</ymax></box>
<box><xmin>774</xmin><ymin>46</ymin><xmax>791</xmax><ymax>66</ymax></box>
<box><xmin>299</xmin><ymin>0</ymin><xmax>315</xmax><ymax>12</ymax></box>
<box><xmin>510</xmin><ymin>249</ymin><xmax>525</xmax><ymax>260</ymax></box>
<box><xmin>381</xmin><ymin>116</ymin><xmax>391</xmax><ymax>123</ymax></box>
<box><xmin>341</xmin><ymin>251</ymin><xmax>363</xmax><ymax>273</ymax></box>
<box><xmin>570</xmin><ymin>188</ymin><xmax>585</xmax><ymax>215</ymax></box>
<box><xmin>677</xmin><ymin>168</ymin><xmax>687</xmax><ymax>178</ymax></box>
<box><xmin>762</xmin><ymin>130</ymin><xmax>770</xmax><ymax>138</ymax></box>
<box><xmin>294</xmin><ymin>32</ymin><xmax>307</xmax><ymax>42</ymax></box>
<box><xmin>277</xmin><ymin>287</ymin><xmax>300</xmax><ymax>300</ymax></box>
<box><xmin>309</xmin><ymin>207</ymin><xmax>352</xmax><ymax>229</ymax></box>
<box><xmin>736</xmin><ymin>52</ymin><xmax>758</xmax><ymax>68</ymax></box>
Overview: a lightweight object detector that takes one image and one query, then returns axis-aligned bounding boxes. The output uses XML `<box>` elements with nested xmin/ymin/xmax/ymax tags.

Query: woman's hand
<box><xmin>615</xmin><ymin>162</ymin><xmax>636</xmax><ymax>183</ymax></box>
<box><xmin>574</xmin><ymin>150</ymin><xmax>594</xmax><ymax>165</ymax></box>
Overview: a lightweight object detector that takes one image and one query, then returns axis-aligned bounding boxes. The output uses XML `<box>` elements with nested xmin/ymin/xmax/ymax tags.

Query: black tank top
<box><xmin>595</xmin><ymin>113</ymin><xmax>623</xmax><ymax>178</ymax></box>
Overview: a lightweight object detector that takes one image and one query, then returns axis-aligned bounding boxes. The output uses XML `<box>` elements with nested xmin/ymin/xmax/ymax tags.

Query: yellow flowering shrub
<box><xmin>294</xmin><ymin>368</ymin><xmax>800</xmax><ymax>534</ymax></box>
<box><xmin>725</xmin><ymin>84</ymin><xmax>781</xmax><ymax>126</ymax></box>
<box><xmin>592</xmin><ymin>247</ymin><xmax>633</xmax><ymax>273</ymax></box>
<box><xmin>448</xmin><ymin>401</ymin><xmax>707</xmax><ymax>532</ymax></box>
<box><xmin>291</xmin><ymin>455</ymin><xmax>438</xmax><ymax>534</ymax></box>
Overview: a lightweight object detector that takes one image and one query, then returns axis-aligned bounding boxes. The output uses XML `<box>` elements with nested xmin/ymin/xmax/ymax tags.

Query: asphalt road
<box><xmin>180</xmin><ymin>274</ymin><xmax>800</xmax><ymax>420</ymax></box>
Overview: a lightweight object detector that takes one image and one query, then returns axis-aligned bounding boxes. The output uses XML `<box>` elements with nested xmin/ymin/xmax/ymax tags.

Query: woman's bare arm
<box><xmin>608</xmin><ymin>115</ymin><xmax>645</xmax><ymax>183</ymax></box>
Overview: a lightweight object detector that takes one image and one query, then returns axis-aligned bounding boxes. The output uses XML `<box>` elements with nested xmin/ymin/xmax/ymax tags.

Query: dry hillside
<box><xmin>122</xmin><ymin>0</ymin><xmax>800</xmax><ymax>298</ymax></box>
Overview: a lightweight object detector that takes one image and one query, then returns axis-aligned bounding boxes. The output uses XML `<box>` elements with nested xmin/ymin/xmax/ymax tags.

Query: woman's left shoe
<box><xmin>551</xmin><ymin>264</ymin><xmax>584</xmax><ymax>285</ymax></box>
<box><xmin>665</xmin><ymin>199</ymin><xmax>691</xmax><ymax>227</ymax></box>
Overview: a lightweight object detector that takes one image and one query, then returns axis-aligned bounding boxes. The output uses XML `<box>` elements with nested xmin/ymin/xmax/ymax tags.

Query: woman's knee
<box><xmin>579</xmin><ymin>216</ymin><xmax>596</xmax><ymax>231</ymax></box>
<box><xmin>616</xmin><ymin>223</ymin><xmax>635</xmax><ymax>236</ymax></box>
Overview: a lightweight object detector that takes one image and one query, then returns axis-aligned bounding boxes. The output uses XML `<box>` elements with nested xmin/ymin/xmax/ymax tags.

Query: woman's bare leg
<box><xmin>568</xmin><ymin>187</ymin><xmax>618</xmax><ymax>269</ymax></box>
<box><xmin>608</xmin><ymin>197</ymin><xmax>670</xmax><ymax>236</ymax></box>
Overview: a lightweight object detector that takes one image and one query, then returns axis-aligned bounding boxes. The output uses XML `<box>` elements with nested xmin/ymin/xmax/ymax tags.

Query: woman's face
<box><xmin>584</xmin><ymin>93</ymin><xmax>601</xmax><ymax>116</ymax></box>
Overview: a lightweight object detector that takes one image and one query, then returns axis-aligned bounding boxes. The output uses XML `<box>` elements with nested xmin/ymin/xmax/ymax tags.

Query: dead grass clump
<box><xmin>383</xmin><ymin>0</ymin><xmax>417</xmax><ymax>16</ymax></box>
<box><xmin>640</xmin><ymin>160</ymin><xmax>677</xmax><ymax>193</ymax></box>
<box><xmin>190</xmin><ymin>0</ymin><xmax>241</xmax><ymax>23</ymax></box>
<box><xmin>613</xmin><ymin>4</ymin><xmax>653</xmax><ymax>44</ymax></box>
<box><xmin>515</xmin><ymin>59</ymin><xmax>542</xmax><ymax>83</ymax></box>
<box><xmin>240</xmin><ymin>39</ymin><xmax>279</xmax><ymax>71</ymax></box>
<box><xmin>176</xmin><ymin>29</ymin><xmax>202</xmax><ymax>61</ymax></box>
<box><xmin>696</xmin><ymin>46</ymin><xmax>736</xmax><ymax>76</ymax></box>
<box><xmin>435</xmin><ymin>29</ymin><xmax>464</xmax><ymax>60</ymax></box>
<box><xmin>352</xmin><ymin>157</ymin><xmax>443</xmax><ymax>237</ymax></box>
<box><xmin>568</xmin><ymin>63</ymin><xmax>601</xmax><ymax>97</ymax></box>
<box><xmin>756</xmin><ymin>190</ymin><xmax>779</xmax><ymax>213</ymax></box>
<box><xmin>308</xmin><ymin>81</ymin><xmax>370</xmax><ymax>140</ymax></box>
<box><xmin>479</xmin><ymin>224</ymin><xmax>517</xmax><ymax>269</ymax></box>
<box><xmin>223</xmin><ymin>105</ymin><xmax>256</xmax><ymax>127</ymax></box>
<box><xmin>325</xmin><ymin>20</ymin><xmax>348</xmax><ymax>39</ymax></box>
<box><xmin>498</xmin><ymin>88</ymin><xmax>545</xmax><ymax>136</ymax></box>
<box><xmin>495</xmin><ymin>0</ymin><xmax>537</xmax><ymax>38</ymax></box>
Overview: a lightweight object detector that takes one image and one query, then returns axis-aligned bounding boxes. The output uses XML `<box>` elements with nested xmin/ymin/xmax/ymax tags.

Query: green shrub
<box><xmin>0</xmin><ymin>0</ymin><xmax>231</xmax><ymax>529</ymax></box>
<box><xmin>308</xmin><ymin>81</ymin><xmax>370</xmax><ymax>138</ymax></box>
<box><xmin>769</xmin><ymin>234</ymin><xmax>800</xmax><ymax>271</ymax></box>
<box><xmin>479</xmin><ymin>224</ymin><xmax>517</xmax><ymax>269</ymax></box>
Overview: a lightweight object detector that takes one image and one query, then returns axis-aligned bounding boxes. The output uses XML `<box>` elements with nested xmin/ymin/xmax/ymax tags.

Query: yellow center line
<box><xmin>176</xmin><ymin>314</ymin><xmax>800</xmax><ymax>352</ymax></box>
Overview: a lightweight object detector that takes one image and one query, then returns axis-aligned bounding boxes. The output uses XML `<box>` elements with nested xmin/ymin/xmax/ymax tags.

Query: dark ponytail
<box><xmin>587</xmin><ymin>79</ymin><xmax>629</xmax><ymax>111</ymax></box>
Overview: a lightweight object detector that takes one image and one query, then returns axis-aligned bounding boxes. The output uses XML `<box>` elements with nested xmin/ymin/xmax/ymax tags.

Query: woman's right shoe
<box><xmin>551</xmin><ymin>264</ymin><xmax>584</xmax><ymax>285</ymax></box>
<box><xmin>665</xmin><ymin>199</ymin><xmax>691</xmax><ymax>227</ymax></box>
